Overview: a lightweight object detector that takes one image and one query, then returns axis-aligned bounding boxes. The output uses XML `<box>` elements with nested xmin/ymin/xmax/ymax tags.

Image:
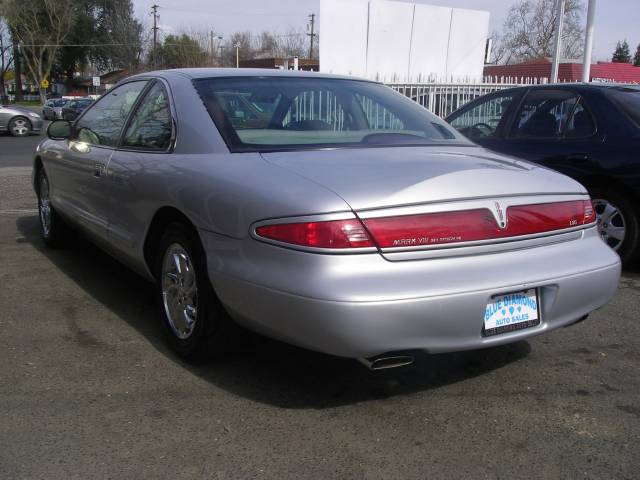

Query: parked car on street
<box><xmin>446</xmin><ymin>84</ymin><xmax>640</xmax><ymax>264</ymax></box>
<box><xmin>42</xmin><ymin>98</ymin><xmax>69</xmax><ymax>120</ymax></box>
<box><xmin>0</xmin><ymin>104</ymin><xmax>43</xmax><ymax>137</ymax></box>
<box><xmin>61</xmin><ymin>98</ymin><xmax>94</xmax><ymax>121</ymax></box>
<box><xmin>34</xmin><ymin>70</ymin><xmax>620</xmax><ymax>368</ymax></box>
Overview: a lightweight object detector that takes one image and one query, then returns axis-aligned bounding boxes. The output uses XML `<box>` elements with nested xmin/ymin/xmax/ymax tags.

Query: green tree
<box><xmin>53</xmin><ymin>0</ymin><xmax>95</xmax><ymax>86</ymax></box>
<box><xmin>634</xmin><ymin>43</ymin><xmax>640</xmax><ymax>67</ymax></box>
<box><xmin>612</xmin><ymin>40</ymin><xmax>631</xmax><ymax>63</ymax></box>
<box><xmin>158</xmin><ymin>34</ymin><xmax>207</xmax><ymax>68</ymax></box>
<box><xmin>92</xmin><ymin>0</ymin><xmax>143</xmax><ymax>71</ymax></box>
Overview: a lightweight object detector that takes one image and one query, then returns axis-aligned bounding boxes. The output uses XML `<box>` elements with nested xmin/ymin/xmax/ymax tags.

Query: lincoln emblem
<box><xmin>495</xmin><ymin>201</ymin><xmax>506</xmax><ymax>228</ymax></box>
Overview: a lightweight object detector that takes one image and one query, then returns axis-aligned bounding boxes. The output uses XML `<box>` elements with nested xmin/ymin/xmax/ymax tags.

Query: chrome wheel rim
<box><xmin>12</xmin><ymin>118</ymin><xmax>29</xmax><ymax>136</ymax></box>
<box><xmin>161</xmin><ymin>243</ymin><xmax>198</xmax><ymax>339</ymax></box>
<box><xmin>39</xmin><ymin>175</ymin><xmax>52</xmax><ymax>237</ymax></box>
<box><xmin>593</xmin><ymin>198</ymin><xmax>626</xmax><ymax>251</ymax></box>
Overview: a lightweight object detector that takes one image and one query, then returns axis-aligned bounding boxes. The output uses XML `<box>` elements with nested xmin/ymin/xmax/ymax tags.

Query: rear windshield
<box><xmin>193</xmin><ymin>76</ymin><xmax>470</xmax><ymax>152</ymax></box>
<box><xmin>607</xmin><ymin>87</ymin><xmax>640</xmax><ymax>127</ymax></box>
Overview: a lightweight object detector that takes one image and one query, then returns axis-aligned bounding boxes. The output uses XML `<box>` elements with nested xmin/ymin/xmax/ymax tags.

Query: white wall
<box><xmin>366</xmin><ymin>0</ymin><xmax>414</xmax><ymax>81</ymax></box>
<box><xmin>408</xmin><ymin>4</ymin><xmax>451</xmax><ymax>80</ymax></box>
<box><xmin>446</xmin><ymin>8</ymin><xmax>491</xmax><ymax>80</ymax></box>
<box><xmin>319</xmin><ymin>0</ymin><xmax>369</xmax><ymax>77</ymax></box>
<box><xmin>320</xmin><ymin>0</ymin><xmax>490</xmax><ymax>82</ymax></box>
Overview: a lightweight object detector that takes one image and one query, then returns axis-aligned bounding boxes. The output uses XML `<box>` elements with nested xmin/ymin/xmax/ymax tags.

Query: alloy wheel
<box><xmin>11</xmin><ymin>118</ymin><xmax>30</xmax><ymax>136</ymax></box>
<box><xmin>593</xmin><ymin>198</ymin><xmax>626</xmax><ymax>251</ymax></box>
<box><xmin>38</xmin><ymin>174</ymin><xmax>52</xmax><ymax>237</ymax></box>
<box><xmin>161</xmin><ymin>243</ymin><xmax>198</xmax><ymax>339</ymax></box>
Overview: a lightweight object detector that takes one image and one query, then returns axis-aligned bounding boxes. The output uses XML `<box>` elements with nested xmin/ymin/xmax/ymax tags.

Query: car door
<box><xmin>494</xmin><ymin>89</ymin><xmax>603</xmax><ymax>182</ymax></box>
<box><xmin>447</xmin><ymin>89</ymin><xmax>524</xmax><ymax>150</ymax></box>
<box><xmin>106</xmin><ymin>80</ymin><xmax>175</xmax><ymax>263</ymax></box>
<box><xmin>44</xmin><ymin>80</ymin><xmax>149</xmax><ymax>242</ymax></box>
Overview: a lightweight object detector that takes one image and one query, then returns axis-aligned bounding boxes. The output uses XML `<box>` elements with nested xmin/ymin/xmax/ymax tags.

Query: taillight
<box><xmin>583</xmin><ymin>199</ymin><xmax>596</xmax><ymax>224</ymax></box>
<box><xmin>255</xmin><ymin>219</ymin><xmax>374</xmax><ymax>249</ymax></box>
<box><xmin>362</xmin><ymin>200</ymin><xmax>597</xmax><ymax>249</ymax></box>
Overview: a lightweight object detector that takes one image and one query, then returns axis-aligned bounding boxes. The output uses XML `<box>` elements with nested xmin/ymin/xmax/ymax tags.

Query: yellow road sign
<box><xmin>40</xmin><ymin>79</ymin><xmax>49</xmax><ymax>89</ymax></box>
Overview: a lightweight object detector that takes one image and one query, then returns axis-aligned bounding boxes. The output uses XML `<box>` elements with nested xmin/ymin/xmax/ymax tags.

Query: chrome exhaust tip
<box><xmin>358</xmin><ymin>354</ymin><xmax>415</xmax><ymax>370</ymax></box>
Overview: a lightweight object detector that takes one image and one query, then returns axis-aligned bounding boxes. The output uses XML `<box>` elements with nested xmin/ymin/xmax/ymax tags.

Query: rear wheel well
<box><xmin>143</xmin><ymin>207</ymin><xmax>201</xmax><ymax>279</ymax></box>
<box><xmin>581</xmin><ymin>176</ymin><xmax>640</xmax><ymax>206</ymax></box>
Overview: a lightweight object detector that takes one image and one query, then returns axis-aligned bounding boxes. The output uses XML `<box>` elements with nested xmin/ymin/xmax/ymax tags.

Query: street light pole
<box><xmin>582</xmin><ymin>0</ymin><xmax>596</xmax><ymax>82</ymax></box>
<box><xmin>550</xmin><ymin>0</ymin><xmax>565</xmax><ymax>83</ymax></box>
<box><xmin>235</xmin><ymin>42</ymin><xmax>240</xmax><ymax>68</ymax></box>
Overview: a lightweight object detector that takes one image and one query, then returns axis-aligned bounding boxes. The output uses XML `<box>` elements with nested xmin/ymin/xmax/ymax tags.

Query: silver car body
<box><xmin>0</xmin><ymin>104</ymin><xmax>43</xmax><ymax>133</ymax></box>
<box><xmin>34</xmin><ymin>69</ymin><xmax>620</xmax><ymax>359</ymax></box>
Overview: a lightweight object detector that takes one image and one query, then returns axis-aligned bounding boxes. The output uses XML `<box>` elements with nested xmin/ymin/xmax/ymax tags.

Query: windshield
<box><xmin>193</xmin><ymin>76</ymin><xmax>470</xmax><ymax>152</ymax></box>
<box><xmin>607</xmin><ymin>87</ymin><xmax>640</xmax><ymax>128</ymax></box>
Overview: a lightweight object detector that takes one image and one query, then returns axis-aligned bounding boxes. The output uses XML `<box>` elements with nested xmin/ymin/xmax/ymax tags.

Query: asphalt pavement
<box><xmin>0</xmin><ymin>132</ymin><xmax>639</xmax><ymax>479</ymax></box>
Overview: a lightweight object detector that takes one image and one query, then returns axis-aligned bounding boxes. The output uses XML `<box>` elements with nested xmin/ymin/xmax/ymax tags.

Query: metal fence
<box><xmin>387</xmin><ymin>77</ymin><xmax>546</xmax><ymax>118</ymax></box>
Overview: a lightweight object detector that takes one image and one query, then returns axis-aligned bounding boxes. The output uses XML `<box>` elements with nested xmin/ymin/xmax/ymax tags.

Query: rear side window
<box><xmin>122</xmin><ymin>82</ymin><xmax>173</xmax><ymax>151</ymax></box>
<box><xmin>607</xmin><ymin>87</ymin><xmax>640</xmax><ymax>127</ymax></box>
<box><xmin>193</xmin><ymin>76</ymin><xmax>468</xmax><ymax>152</ymax></box>
<box><xmin>563</xmin><ymin>100</ymin><xmax>596</xmax><ymax>138</ymax></box>
<box><xmin>511</xmin><ymin>90</ymin><xmax>578</xmax><ymax>139</ymax></box>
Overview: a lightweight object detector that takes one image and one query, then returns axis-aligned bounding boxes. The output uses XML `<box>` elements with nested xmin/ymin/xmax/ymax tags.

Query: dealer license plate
<box><xmin>483</xmin><ymin>289</ymin><xmax>540</xmax><ymax>337</ymax></box>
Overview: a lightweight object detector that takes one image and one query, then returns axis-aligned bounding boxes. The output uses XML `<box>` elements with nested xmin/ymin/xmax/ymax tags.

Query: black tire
<box><xmin>590</xmin><ymin>187</ymin><xmax>640</xmax><ymax>265</ymax></box>
<box><xmin>36</xmin><ymin>169</ymin><xmax>68</xmax><ymax>247</ymax></box>
<box><xmin>9</xmin><ymin>116</ymin><xmax>31</xmax><ymax>137</ymax></box>
<box><xmin>154</xmin><ymin>222</ymin><xmax>234</xmax><ymax>359</ymax></box>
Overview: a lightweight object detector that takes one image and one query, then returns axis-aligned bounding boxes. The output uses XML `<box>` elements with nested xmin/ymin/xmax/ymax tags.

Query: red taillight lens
<box><xmin>255</xmin><ymin>219</ymin><xmax>374</xmax><ymax>249</ymax></box>
<box><xmin>362</xmin><ymin>200</ymin><xmax>597</xmax><ymax>248</ymax></box>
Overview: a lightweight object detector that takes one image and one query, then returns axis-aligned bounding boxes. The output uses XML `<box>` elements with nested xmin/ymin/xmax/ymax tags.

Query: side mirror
<box><xmin>47</xmin><ymin>120</ymin><xmax>72</xmax><ymax>140</ymax></box>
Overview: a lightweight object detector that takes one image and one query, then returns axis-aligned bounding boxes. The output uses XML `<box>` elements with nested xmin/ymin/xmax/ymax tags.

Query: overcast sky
<box><xmin>133</xmin><ymin>0</ymin><xmax>640</xmax><ymax>62</ymax></box>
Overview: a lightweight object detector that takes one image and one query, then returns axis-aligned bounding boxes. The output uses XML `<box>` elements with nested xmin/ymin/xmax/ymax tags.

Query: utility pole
<box><xmin>550</xmin><ymin>0</ymin><xmax>565</xmax><ymax>83</ymax></box>
<box><xmin>151</xmin><ymin>4</ymin><xmax>160</xmax><ymax>69</ymax></box>
<box><xmin>581</xmin><ymin>0</ymin><xmax>596</xmax><ymax>82</ymax></box>
<box><xmin>307</xmin><ymin>13</ymin><xmax>316</xmax><ymax>59</ymax></box>
<box><xmin>210</xmin><ymin>31</ymin><xmax>215</xmax><ymax>65</ymax></box>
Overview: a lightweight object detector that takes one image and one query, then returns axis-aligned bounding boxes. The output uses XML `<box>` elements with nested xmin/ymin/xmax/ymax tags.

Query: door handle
<box><xmin>94</xmin><ymin>162</ymin><xmax>106</xmax><ymax>178</ymax></box>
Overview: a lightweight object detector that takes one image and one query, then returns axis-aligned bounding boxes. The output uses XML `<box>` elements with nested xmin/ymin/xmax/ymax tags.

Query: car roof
<box><xmin>129</xmin><ymin>67</ymin><xmax>374</xmax><ymax>83</ymax></box>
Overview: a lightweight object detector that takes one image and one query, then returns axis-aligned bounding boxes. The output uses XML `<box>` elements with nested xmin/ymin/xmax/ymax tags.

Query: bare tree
<box><xmin>497</xmin><ymin>0</ymin><xmax>585</xmax><ymax>64</ymax></box>
<box><xmin>275</xmin><ymin>29</ymin><xmax>308</xmax><ymax>58</ymax></box>
<box><xmin>0</xmin><ymin>18</ymin><xmax>13</xmax><ymax>102</ymax></box>
<box><xmin>1</xmin><ymin>0</ymin><xmax>76</xmax><ymax>103</ymax></box>
<box><xmin>220</xmin><ymin>31</ymin><xmax>253</xmax><ymax>67</ymax></box>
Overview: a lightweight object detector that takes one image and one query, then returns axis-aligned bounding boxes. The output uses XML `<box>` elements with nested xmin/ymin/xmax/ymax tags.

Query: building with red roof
<box><xmin>484</xmin><ymin>58</ymin><xmax>640</xmax><ymax>83</ymax></box>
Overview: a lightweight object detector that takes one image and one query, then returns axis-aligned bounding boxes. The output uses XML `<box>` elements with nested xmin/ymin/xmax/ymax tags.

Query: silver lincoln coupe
<box><xmin>34</xmin><ymin>69</ymin><xmax>621</xmax><ymax>369</ymax></box>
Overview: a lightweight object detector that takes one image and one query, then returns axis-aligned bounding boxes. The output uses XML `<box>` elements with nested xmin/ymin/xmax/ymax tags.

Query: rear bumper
<box><xmin>202</xmin><ymin>227</ymin><xmax>620</xmax><ymax>358</ymax></box>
